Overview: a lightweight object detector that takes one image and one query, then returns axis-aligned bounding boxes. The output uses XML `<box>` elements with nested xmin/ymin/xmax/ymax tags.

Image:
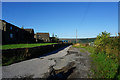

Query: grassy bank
<box><xmin>91</xmin><ymin>52</ymin><xmax>119</xmax><ymax>78</ymax></box>
<box><xmin>2</xmin><ymin>43</ymin><xmax>71</xmax><ymax>66</ymax></box>
<box><xmin>2</xmin><ymin>43</ymin><xmax>57</xmax><ymax>66</ymax></box>
<box><xmin>73</xmin><ymin>44</ymin><xmax>119</xmax><ymax>79</ymax></box>
<box><xmin>72</xmin><ymin>31</ymin><xmax>120</xmax><ymax>79</ymax></box>
<box><xmin>83</xmin><ymin>45</ymin><xmax>119</xmax><ymax>78</ymax></box>
<box><xmin>1</xmin><ymin>43</ymin><xmax>57</xmax><ymax>50</ymax></box>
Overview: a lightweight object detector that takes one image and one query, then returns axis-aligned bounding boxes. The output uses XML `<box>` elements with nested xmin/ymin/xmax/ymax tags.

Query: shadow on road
<box><xmin>47</xmin><ymin>67</ymin><xmax>76</xmax><ymax>80</ymax></box>
<box><xmin>39</xmin><ymin>46</ymin><xmax>69</xmax><ymax>58</ymax></box>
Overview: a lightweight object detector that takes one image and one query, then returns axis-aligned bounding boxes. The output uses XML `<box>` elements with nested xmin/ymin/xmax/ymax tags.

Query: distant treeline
<box><xmin>69</xmin><ymin>38</ymin><xmax>96</xmax><ymax>43</ymax></box>
<box><xmin>60</xmin><ymin>36</ymin><xmax>117</xmax><ymax>44</ymax></box>
<box><xmin>78</xmin><ymin>38</ymin><xmax>96</xmax><ymax>43</ymax></box>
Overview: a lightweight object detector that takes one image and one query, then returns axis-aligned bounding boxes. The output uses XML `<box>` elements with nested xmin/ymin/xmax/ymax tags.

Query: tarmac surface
<box><xmin>2</xmin><ymin>45</ymin><xmax>71</xmax><ymax>78</ymax></box>
<box><xmin>45</xmin><ymin>47</ymin><xmax>93</xmax><ymax>79</ymax></box>
<box><xmin>2</xmin><ymin>45</ymin><xmax>93</xmax><ymax>79</ymax></box>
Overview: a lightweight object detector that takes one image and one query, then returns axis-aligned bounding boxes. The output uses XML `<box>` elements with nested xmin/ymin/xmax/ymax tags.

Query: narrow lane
<box><xmin>2</xmin><ymin>46</ymin><xmax>71</xmax><ymax>78</ymax></box>
<box><xmin>45</xmin><ymin>47</ymin><xmax>93</xmax><ymax>79</ymax></box>
<box><xmin>2</xmin><ymin>46</ymin><xmax>93</xmax><ymax>79</ymax></box>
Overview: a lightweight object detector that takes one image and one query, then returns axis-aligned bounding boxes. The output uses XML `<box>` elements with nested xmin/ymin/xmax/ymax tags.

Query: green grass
<box><xmin>80</xmin><ymin>49</ymin><xmax>86</xmax><ymax>53</ymax></box>
<box><xmin>73</xmin><ymin>44</ymin><xmax>119</xmax><ymax>79</ymax></box>
<box><xmin>3</xmin><ymin>56</ymin><xmax>25</xmax><ymax>66</ymax></box>
<box><xmin>91</xmin><ymin>53</ymin><xmax>119</xmax><ymax>78</ymax></box>
<box><xmin>72</xmin><ymin>44</ymin><xmax>94</xmax><ymax>53</ymax></box>
<box><xmin>81</xmin><ymin>46</ymin><xmax>119</xmax><ymax>79</ymax></box>
<box><xmin>83</xmin><ymin>46</ymin><xmax>94</xmax><ymax>53</ymax></box>
<box><xmin>2</xmin><ymin>43</ymin><xmax>58</xmax><ymax>66</ymax></box>
<box><xmin>1</xmin><ymin>43</ymin><xmax>57</xmax><ymax>50</ymax></box>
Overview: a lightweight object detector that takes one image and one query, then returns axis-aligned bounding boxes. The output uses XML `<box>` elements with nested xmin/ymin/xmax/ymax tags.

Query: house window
<box><xmin>37</xmin><ymin>35</ymin><xmax>39</xmax><ymax>38</ymax></box>
<box><xmin>10</xmin><ymin>33</ymin><xmax>13</xmax><ymax>38</ymax></box>
<box><xmin>16</xmin><ymin>29</ymin><xmax>18</xmax><ymax>32</ymax></box>
<box><xmin>10</xmin><ymin>26</ymin><xmax>12</xmax><ymax>30</ymax></box>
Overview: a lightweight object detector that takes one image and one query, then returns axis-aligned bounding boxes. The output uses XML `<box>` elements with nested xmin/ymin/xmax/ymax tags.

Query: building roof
<box><xmin>1</xmin><ymin>20</ymin><xmax>21</xmax><ymax>29</ymax></box>
<box><xmin>24</xmin><ymin>29</ymin><xmax>34</xmax><ymax>33</ymax></box>
<box><xmin>36</xmin><ymin>33</ymin><xmax>49</xmax><ymax>36</ymax></box>
<box><xmin>24</xmin><ymin>29</ymin><xmax>34</xmax><ymax>31</ymax></box>
<box><xmin>1</xmin><ymin>20</ymin><xmax>35</xmax><ymax>33</ymax></box>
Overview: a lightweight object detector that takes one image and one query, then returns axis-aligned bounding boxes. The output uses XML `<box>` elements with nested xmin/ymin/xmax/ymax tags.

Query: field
<box><xmin>1</xmin><ymin>43</ymin><xmax>57</xmax><ymax>50</ymax></box>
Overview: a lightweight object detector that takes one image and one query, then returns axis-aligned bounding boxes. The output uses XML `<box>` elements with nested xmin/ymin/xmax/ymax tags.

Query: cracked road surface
<box><xmin>45</xmin><ymin>47</ymin><xmax>93</xmax><ymax>79</ymax></box>
<box><xmin>2</xmin><ymin>46</ymin><xmax>93</xmax><ymax>79</ymax></box>
<box><xmin>2</xmin><ymin>46</ymin><xmax>71</xmax><ymax>78</ymax></box>
<box><xmin>67</xmin><ymin>48</ymin><xmax>93</xmax><ymax>78</ymax></box>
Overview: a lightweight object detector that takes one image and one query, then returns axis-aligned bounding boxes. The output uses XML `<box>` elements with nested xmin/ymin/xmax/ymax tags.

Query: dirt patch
<box><xmin>73</xmin><ymin>43</ymin><xmax>80</xmax><ymax>47</ymax></box>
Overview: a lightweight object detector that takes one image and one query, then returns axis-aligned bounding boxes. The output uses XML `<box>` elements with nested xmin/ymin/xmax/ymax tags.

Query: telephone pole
<box><xmin>76</xmin><ymin>29</ymin><xmax>77</xmax><ymax>43</ymax></box>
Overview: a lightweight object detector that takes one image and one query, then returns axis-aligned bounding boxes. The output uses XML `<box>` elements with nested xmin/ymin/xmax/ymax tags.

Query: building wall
<box><xmin>35</xmin><ymin>33</ymin><xmax>50</xmax><ymax>42</ymax></box>
<box><xmin>24</xmin><ymin>29</ymin><xmax>35</xmax><ymax>43</ymax></box>
<box><xmin>1</xmin><ymin>20</ymin><xmax>35</xmax><ymax>44</ymax></box>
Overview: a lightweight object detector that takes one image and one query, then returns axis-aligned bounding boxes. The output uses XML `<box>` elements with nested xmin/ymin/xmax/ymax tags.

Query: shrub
<box><xmin>94</xmin><ymin>31</ymin><xmax>119</xmax><ymax>57</ymax></box>
<box><xmin>91</xmin><ymin>53</ymin><xmax>119</xmax><ymax>78</ymax></box>
<box><xmin>94</xmin><ymin>31</ymin><xmax>111</xmax><ymax>54</ymax></box>
<box><xmin>90</xmin><ymin>31</ymin><xmax>119</xmax><ymax>79</ymax></box>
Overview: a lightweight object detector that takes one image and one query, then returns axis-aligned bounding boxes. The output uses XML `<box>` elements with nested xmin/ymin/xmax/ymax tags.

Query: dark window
<box><xmin>16</xmin><ymin>29</ymin><xmax>18</xmax><ymax>32</ymax></box>
<box><xmin>10</xmin><ymin>33</ymin><xmax>13</xmax><ymax>38</ymax></box>
<box><xmin>10</xmin><ymin>26</ymin><xmax>12</xmax><ymax>30</ymax></box>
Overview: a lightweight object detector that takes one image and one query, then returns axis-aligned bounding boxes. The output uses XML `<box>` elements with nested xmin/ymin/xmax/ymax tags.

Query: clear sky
<box><xmin>2</xmin><ymin>2</ymin><xmax>118</xmax><ymax>38</ymax></box>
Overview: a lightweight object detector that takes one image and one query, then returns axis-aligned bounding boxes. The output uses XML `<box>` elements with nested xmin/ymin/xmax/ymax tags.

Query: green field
<box><xmin>1</xmin><ymin>43</ymin><xmax>57</xmax><ymax>50</ymax></box>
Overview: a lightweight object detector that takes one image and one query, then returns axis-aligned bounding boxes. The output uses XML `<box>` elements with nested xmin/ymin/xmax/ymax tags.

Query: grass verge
<box><xmin>91</xmin><ymin>53</ymin><xmax>119</xmax><ymax>78</ymax></box>
<box><xmin>3</xmin><ymin>56</ymin><xmax>25</xmax><ymax>66</ymax></box>
<box><xmin>73</xmin><ymin>44</ymin><xmax>120</xmax><ymax>79</ymax></box>
<box><xmin>80</xmin><ymin>49</ymin><xmax>86</xmax><ymax>53</ymax></box>
<box><xmin>1</xmin><ymin>43</ymin><xmax>57</xmax><ymax>50</ymax></box>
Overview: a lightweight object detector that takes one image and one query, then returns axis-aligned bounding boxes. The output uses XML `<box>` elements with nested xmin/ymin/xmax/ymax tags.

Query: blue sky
<box><xmin>2</xmin><ymin>2</ymin><xmax>118</xmax><ymax>38</ymax></box>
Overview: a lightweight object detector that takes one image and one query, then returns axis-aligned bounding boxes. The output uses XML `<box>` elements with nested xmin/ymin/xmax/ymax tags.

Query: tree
<box><xmin>21</xmin><ymin>26</ymin><xmax>24</xmax><ymax>29</ymax></box>
<box><xmin>94</xmin><ymin>31</ymin><xmax>119</xmax><ymax>57</ymax></box>
<box><xmin>55</xmin><ymin>35</ymin><xmax>57</xmax><ymax>38</ymax></box>
<box><xmin>52</xmin><ymin>33</ymin><xmax>54</xmax><ymax>37</ymax></box>
<box><xmin>94</xmin><ymin>31</ymin><xmax>110</xmax><ymax>54</ymax></box>
<box><xmin>51</xmin><ymin>34</ymin><xmax>59</xmax><ymax>43</ymax></box>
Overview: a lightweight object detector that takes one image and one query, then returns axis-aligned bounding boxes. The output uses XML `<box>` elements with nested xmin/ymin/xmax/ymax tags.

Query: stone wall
<box><xmin>2</xmin><ymin>43</ymin><xmax>71</xmax><ymax>65</ymax></box>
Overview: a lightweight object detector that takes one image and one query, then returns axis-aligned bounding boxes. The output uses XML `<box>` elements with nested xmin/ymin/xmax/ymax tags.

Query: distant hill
<box><xmin>59</xmin><ymin>36</ymin><xmax>117</xmax><ymax>44</ymax></box>
<box><xmin>59</xmin><ymin>38</ymin><xmax>96</xmax><ymax>44</ymax></box>
<box><xmin>78</xmin><ymin>38</ymin><xmax>96</xmax><ymax>43</ymax></box>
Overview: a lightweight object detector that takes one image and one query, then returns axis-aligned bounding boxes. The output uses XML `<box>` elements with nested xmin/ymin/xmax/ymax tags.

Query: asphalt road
<box><xmin>45</xmin><ymin>47</ymin><xmax>93</xmax><ymax>79</ymax></box>
<box><xmin>2</xmin><ymin>45</ymin><xmax>71</xmax><ymax>78</ymax></box>
<box><xmin>2</xmin><ymin>45</ymin><xmax>93</xmax><ymax>79</ymax></box>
